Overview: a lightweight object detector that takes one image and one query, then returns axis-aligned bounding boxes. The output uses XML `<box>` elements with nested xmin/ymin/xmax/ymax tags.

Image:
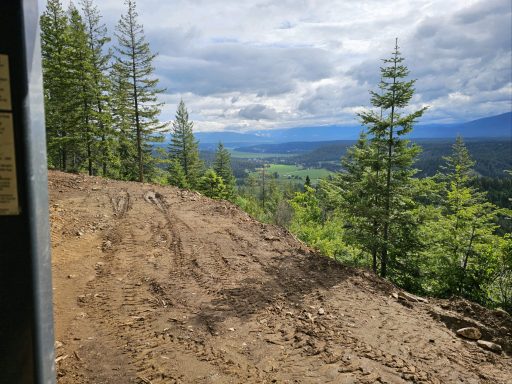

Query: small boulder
<box><xmin>318</xmin><ymin>308</ymin><xmax>325</xmax><ymax>315</ymax></box>
<box><xmin>456</xmin><ymin>327</ymin><xmax>481</xmax><ymax>340</ymax></box>
<box><xmin>477</xmin><ymin>340</ymin><xmax>502</xmax><ymax>353</ymax></box>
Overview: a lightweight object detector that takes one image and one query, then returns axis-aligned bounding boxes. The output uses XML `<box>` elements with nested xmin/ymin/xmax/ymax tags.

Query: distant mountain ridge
<box><xmin>195</xmin><ymin>112</ymin><xmax>511</xmax><ymax>147</ymax></box>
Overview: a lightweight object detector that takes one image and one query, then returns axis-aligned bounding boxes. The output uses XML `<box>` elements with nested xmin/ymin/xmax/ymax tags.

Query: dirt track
<box><xmin>49</xmin><ymin>171</ymin><xmax>511</xmax><ymax>384</ymax></box>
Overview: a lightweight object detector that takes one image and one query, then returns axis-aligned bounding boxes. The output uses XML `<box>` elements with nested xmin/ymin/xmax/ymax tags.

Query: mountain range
<box><xmin>195</xmin><ymin>112</ymin><xmax>511</xmax><ymax>148</ymax></box>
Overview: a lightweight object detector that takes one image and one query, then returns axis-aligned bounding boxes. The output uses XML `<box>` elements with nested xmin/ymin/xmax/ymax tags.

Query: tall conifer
<box><xmin>41</xmin><ymin>0</ymin><xmax>70</xmax><ymax>169</ymax></box>
<box><xmin>80</xmin><ymin>0</ymin><xmax>114</xmax><ymax>176</ymax></box>
<box><xmin>213</xmin><ymin>142</ymin><xmax>236</xmax><ymax>198</ymax></box>
<box><xmin>345</xmin><ymin>39</ymin><xmax>426</xmax><ymax>279</ymax></box>
<box><xmin>168</xmin><ymin>100</ymin><xmax>202</xmax><ymax>187</ymax></box>
<box><xmin>114</xmin><ymin>0</ymin><xmax>167</xmax><ymax>182</ymax></box>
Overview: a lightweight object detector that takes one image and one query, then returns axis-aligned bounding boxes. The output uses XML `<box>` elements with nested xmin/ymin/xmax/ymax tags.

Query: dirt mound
<box><xmin>49</xmin><ymin>171</ymin><xmax>511</xmax><ymax>384</ymax></box>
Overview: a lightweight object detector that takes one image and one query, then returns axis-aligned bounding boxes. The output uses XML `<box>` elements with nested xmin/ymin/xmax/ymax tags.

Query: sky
<box><xmin>45</xmin><ymin>0</ymin><xmax>512</xmax><ymax>132</ymax></box>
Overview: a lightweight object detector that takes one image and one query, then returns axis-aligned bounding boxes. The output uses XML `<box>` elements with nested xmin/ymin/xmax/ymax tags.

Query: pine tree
<box><xmin>114</xmin><ymin>0</ymin><xmax>167</xmax><ymax>182</ymax></box>
<box><xmin>168</xmin><ymin>100</ymin><xmax>202</xmax><ymax>187</ymax></box>
<box><xmin>198</xmin><ymin>169</ymin><xmax>227</xmax><ymax>199</ymax></box>
<box><xmin>80</xmin><ymin>0</ymin><xmax>114</xmax><ymax>176</ymax></box>
<box><xmin>66</xmin><ymin>5</ymin><xmax>96</xmax><ymax>173</ymax></box>
<box><xmin>350</xmin><ymin>39</ymin><xmax>426</xmax><ymax>279</ymax></box>
<box><xmin>213</xmin><ymin>142</ymin><xmax>236</xmax><ymax>198</ymax></box>
<box><xmin>333</xmin><ymin>132</ymin><xmax>384</xmax><ymax>272</ymax></box>
<box><xmin>110</xmin><ymin>62</ymin><xmax>138</xmax><ymax>180</ymax></box>
<box><xmin>430</xmin><ymin>137</ymin><xmax>503</xmax><ymax>301</ymax></box>
<box><xmin>41</xmin><ymin>0</ymin><xmax>70</xmax><ymax>170</ymax></box>
<box><xmin>168</xmin><ymin>157</ymin><xmax>189</xmax><ymax>189</ymax></box>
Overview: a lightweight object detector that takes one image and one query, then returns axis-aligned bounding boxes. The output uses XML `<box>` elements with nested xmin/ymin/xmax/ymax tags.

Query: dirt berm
<box><xmin>49</xmin><ymin>171</ymin><xmax>511</xmax><ymax>384</ymax></box>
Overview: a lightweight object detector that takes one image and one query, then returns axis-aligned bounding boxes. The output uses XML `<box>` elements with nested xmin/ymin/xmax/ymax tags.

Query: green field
<box><xmin>250</xmin><ymin>164</ymin><xmax>332</xmax><ymax>184</ymax></box>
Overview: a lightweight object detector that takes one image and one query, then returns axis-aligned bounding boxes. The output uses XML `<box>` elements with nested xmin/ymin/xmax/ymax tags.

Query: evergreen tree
<box><xmin>114</xmin><ymin>0</ymin><xmax>167</xmax><ymax>182</ymax></box>
<box><xmin>80</xmin><ymin>0</ymin><xmax>115</xmax><ymax>176</ymax></box>
<box><xmin>66</xmin><ymin>5</ymin><xmax>96</xmax><ymax>173</ymax></box>
<box><xmin>333</xmin><ymin>133</ymin><xmax>384</xmax><ymax>272</ymax></box>
<box><xmin>110</xmin><ymin>62</ymin><xmax>138</xmax><ymax>180</ymax></box>
<box><xmin>168</xmin><ymin>100</ymin><xmax>202</xmax><ymax>187</ymax></box>
<box><xmin>41</xmin><ymin>0</ymin><xmax>70</xmax><ymax>170</ymax></box>
<box><xmin>429</xmin><ymin>137</ymin><xmax>504</xmax><ymax>301</ymax></box>
<box><xmin>347</xmin><ymin>39</ymin><xmax>426</xmax><ymax>279</ymax></box>
<box><xmin>168</xmin><ymin>157</ymin><xmax>189</xmax><ymax>189</ymax></box>
<box><xmin>197</xmin><ymin>169</ymin><xmax>227</xmax><ymax>199</ymax></box>
<box><xmin>213</xmin><ymin>142</ymin><xmax>236</xmax><ymax>198</ymax></box>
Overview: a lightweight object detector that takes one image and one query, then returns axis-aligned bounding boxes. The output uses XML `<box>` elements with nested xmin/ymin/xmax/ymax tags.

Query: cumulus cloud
<box><xmin>44</xmin><ymin>0</ymin><xmax>512</xmax><ymax>130</ymax></box>
<box><xmin>238</xmin><ymin>104</ymin><xmax>279</xmax><ymax>120</ymax></box>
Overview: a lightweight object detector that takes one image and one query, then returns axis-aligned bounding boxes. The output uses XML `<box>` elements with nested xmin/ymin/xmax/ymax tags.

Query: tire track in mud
<box><xmin>71</xmin><ymin>190</ymin><xmax>176</xmax><ymax>383</ymax></box>
<box><xmin>139</xmin><ymin>191</ymin><xmax>284</xmax><ymax>382</ymax></box>
<box><xmin>75</xmin><ymin>190</ymin><xmax>256</xmax><ymax>383</ymax></box>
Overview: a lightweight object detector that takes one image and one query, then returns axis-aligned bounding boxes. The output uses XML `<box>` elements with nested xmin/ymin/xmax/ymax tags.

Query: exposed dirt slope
<box><xmin>49</xmin><ymin>171</ymin><xmax>511</xmax><ymax>384</ymax></box>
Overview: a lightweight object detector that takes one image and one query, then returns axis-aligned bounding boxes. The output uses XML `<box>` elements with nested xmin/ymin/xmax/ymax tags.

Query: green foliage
<box><xmin>213</xmin><ymin>143</ymin><xmax>236</xmax><ymax>198</ymax></box>
<box><xmin>41</xmin><ymin>0</ymin><xmax>167</xmax><ymax>179</ymax></box>
<box><xmin>289</xmin><ymin>187</ymin><xmax>357</xmax><ymax>262</ymax></box>
<box><xmin>41</xmin><ymin>0</ymin><xmax>73</xmax><ymax>170</ymax></box>
<box><xmin>337</xmin><ymin>40</ymin><xmax>426</xmax><ymax>278</ymax></box>
<box><xmin>421</xmin><ymin>137</ymin><xmax>509</xmax><ymax>305</ymax></box>
<box><xmin>80</xmin><ymin>0</ymin><xmax>115</xmax><ymax>177</ymax></box>
<box><xmin>197</xmin><ymin>169</ymin><xmax>227</xmax><ymax>199</ymax></box>
<box><xmin>168</xmin><ymin>100</ymin><xmax>203</xmax><ymax>188</ymax></box>
<box><xmin>114</xmin><ymin>0</ymin><xmax>168</xmax><ymax>182</ymax></box>
<box><xmin>66</xmin><ymin>5</ymin><xmax>97</xmax><ymax>173</ymax></box>
<box><xmin>167</xmin><ymin>157</ymin><xmax>189</xmax><ymax>189</ymax></box>
<box><xmin>490</xmin><ymin>235</ymin><xmax>512</xmax><ymax>312</ymax></box>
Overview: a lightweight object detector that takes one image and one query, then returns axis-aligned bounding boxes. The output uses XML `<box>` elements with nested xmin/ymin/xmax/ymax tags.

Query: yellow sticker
<box><xmin>0</xmin><ymin>112</ymin><xmax>19</xmax><ymax>215</ymax></box>
<box><xmin>0</xmin><ymin>54</ymin><xmax>12</xmax><ymax>111</ymax></box>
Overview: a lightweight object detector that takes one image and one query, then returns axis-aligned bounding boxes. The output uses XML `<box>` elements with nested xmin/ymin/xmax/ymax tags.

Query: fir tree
<box><xmin>110</xmin><ymin>63</ymin><xmax>138</xmax><ymax>180</ymax></box>
<box><xmin>213</xmin><ymin>142</ymin><xmax>236</xmax><ymax>198</ymax></box>
<box><xmin>168</xmin><ymin>100</ymin><xmax>202</xmax><ymax>187</ymax></box>
<box><xmin>66</xmin><ymin>5</ymin><xmax>96</xmax><ymax>173</ymax></box>
<box><xmin>198</xmin><ymin>169</ymin><xmax>227</xmax><ymax>199</ymax></box>
<box><xmin>168</xmin><ymin>157</ymin><xmax>189</xmax><ymax>189</ymax></box>
<box><xmin>350</xmin><ymin>39</ymin><xmax>426</xmax><ymax>278</ymax></box>
<box><xmin>114</xmin><ymin>0</ymin><xmax>167</xmax><ymax>182</ymax></box>
<box><xmin>41</xmin><ymin>0</ymin><xmax>70</xmax><ymax>170</ymax></box>
<box><xmin>80</xmin><ymin>0</ymin><xmax>114</xmax><ymax>176</ymax></box>
<box><xmin>334</xmin><ymin>132</ymin><xmax>384</xmax><ymax>273</ymax></box>
<box><xmin>430</xmin><ymin>137</ymin><xmax>504</xmax><ymax>301</ymax></box>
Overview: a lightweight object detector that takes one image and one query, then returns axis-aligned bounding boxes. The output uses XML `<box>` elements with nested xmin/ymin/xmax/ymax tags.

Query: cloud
<box><xmin>42</xmin><ymin>0</ymin><xmax>512</xmax><ymax>131</ymax></box>
<box><xmin>238</xmin><ymin>104</ymin><xmax>279</xmax><ymax>120</ymax></box>
<box><xmin>157</xmin><ymin>43</ymin><xmax>334</xmax><ymax>96</ymax></box>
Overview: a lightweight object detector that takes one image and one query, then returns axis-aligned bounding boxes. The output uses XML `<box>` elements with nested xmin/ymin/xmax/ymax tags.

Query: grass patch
<box><xmin>250</xmin><ymin>164</ymin><xmax>332</xmax><ymax>184</ymax></box>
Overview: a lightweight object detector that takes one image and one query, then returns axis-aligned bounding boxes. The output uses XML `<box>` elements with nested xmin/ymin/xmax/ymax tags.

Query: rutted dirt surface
<box><xmin>49</xmin><ymin>171</ymin><xmax>511</xmax><ymax>384</ymax></box>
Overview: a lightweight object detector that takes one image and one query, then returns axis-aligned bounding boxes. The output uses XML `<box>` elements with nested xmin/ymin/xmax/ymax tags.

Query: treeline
<box><xmin>41</xmin><ymin>0</ymin><xmax>168</xmax><ymax>182</ymax></box>
<box><xmin>290</xmin><ymin>139</ymin><xmax>512</xmax><ymax>178</ymax></box>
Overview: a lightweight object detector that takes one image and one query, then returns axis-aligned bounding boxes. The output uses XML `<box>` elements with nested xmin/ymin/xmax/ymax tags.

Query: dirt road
<box><xmin>49</xmin><ymin>171</ymin><xmax>511</xmax><ymax>383</ymax></box>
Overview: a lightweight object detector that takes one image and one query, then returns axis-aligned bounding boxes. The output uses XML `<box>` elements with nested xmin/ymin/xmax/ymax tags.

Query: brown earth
<box><xmin>49</xmin><ymin>171</ymin><xmax>511</xmax><ymax>384</ymax></box>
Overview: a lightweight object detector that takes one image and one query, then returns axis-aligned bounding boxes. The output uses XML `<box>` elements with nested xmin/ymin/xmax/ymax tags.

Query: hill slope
<box><xmin>49</xmin><ymin>171</ymin><xmax>511</xmax><ymax>384</ymax></box>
